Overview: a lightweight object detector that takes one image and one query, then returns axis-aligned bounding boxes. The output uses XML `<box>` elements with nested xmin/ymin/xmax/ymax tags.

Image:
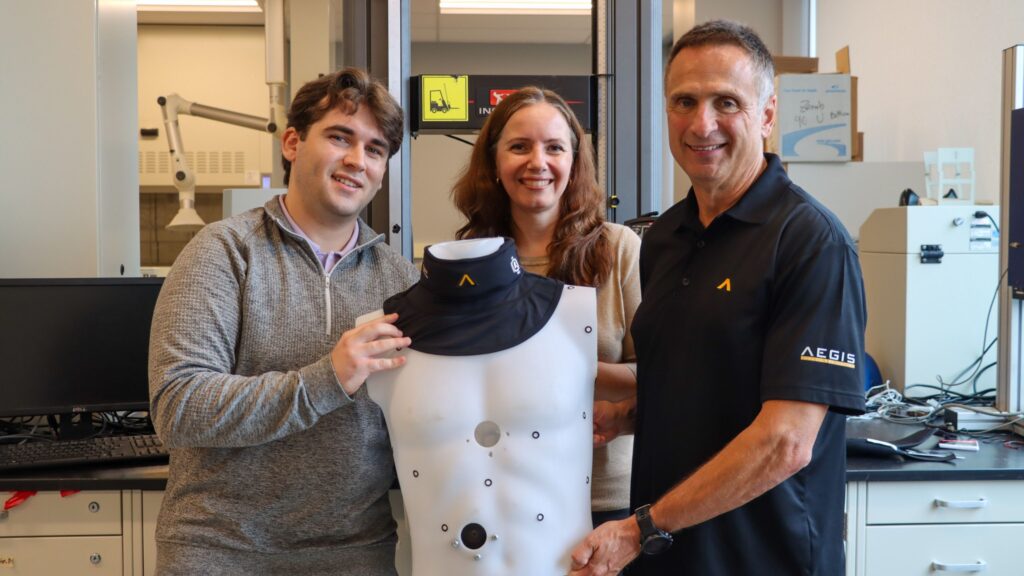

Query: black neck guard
<box><xmin>384</xmin><ymin>238</ymin><xmax>563</xmax><ymax>356</ymax></box>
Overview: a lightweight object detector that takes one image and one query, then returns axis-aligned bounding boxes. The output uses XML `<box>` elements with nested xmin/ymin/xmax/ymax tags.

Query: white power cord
<box><xmin>861</xmin><ymin>381</ymin><xmax>937</xmax><ymax>424</ymax></box>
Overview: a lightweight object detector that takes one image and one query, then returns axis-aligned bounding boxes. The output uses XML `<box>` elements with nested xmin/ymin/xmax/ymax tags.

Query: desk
<box><xmin>846</xmin><ymin>440</ymin><xmax>1024</xmax><ymax>575</ymax></box>
<box><xmin>0</xmin><ymin>463</ymin><xmax>168</xmax><ymax>492</ymax></box>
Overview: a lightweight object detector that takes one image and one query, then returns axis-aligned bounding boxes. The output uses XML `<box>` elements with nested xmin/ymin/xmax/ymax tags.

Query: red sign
<box><xmin>489</xmin><ymin>90</ymin><xmax>517</xmax><ymax>106</ymax></box>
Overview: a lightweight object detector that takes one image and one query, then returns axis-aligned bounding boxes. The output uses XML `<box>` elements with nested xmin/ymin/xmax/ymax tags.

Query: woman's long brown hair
<box><xmin>451</xmin><ymin>87</ymin><xmax>611</xmax><ymax>287</ymax></box>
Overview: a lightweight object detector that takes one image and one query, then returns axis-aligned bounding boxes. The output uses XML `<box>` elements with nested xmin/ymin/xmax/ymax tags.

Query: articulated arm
<box><xmin>157</xmin><ymin>93</ymin><xmax>284</xmax><ymax>231</ymax></box>
<box><xmin>158</xmin><ymin>0</ymin><xmax>287</xmax><ymax>232</ymax></box>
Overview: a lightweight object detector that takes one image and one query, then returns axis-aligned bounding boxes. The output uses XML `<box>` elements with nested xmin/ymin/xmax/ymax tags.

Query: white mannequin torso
<box><xmin>365</xmin><ymin>238</ymin><xmax>596</xmax><ymax>575</ymax></box>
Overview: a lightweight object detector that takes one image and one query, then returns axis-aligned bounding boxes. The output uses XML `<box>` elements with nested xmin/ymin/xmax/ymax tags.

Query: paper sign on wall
<box><xmin>771</xmin><ymin>74</ymin><xmax>852</xmax><ymax>162</ymax></box>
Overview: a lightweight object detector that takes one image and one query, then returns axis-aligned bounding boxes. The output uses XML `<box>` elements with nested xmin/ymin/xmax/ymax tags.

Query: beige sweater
<box><xmin>519</xmin><ymin>222</ymin><xmax>641</xmax><ymax>511</ymax></box>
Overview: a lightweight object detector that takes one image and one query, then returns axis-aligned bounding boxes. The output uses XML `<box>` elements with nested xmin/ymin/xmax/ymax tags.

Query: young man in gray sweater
<box><xmin>149</xmin><ymin>68</ymin><xmax>419</xmax><ymax>575</ymax></box>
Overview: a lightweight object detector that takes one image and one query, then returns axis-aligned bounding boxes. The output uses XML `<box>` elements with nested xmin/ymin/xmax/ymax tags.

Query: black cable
<box><xmin>79</xmin><ymin>411</ymin><xmax>155</xmax><ymax>436</ymax></box>
<box><xmin>0</xmin><ymin>419</ymin><xmax>26</xmax><ymax>434</ymax></box>
<box><xmin>933</xmin><ymin>337</ymin><xmax>996</xmax><ymax>389</ymax></box>
<box><xmin>974</xmin><ymin>210</ymin><xmax>1000</xmax><ymax>234</ymax></box>
<box><xmin>4</xmin><ymin>412</ymin><xmax>155</xmax><ymax>443</ymax></box>
<box><xmin>935</xmin><ymin>269</ymin><xmax>1005</xmax><ymax>389</ymax></box>
<box><xmin>903</xmin><ymin>384</ymin><xmax>996</xmax><ymax>405</ymax></box>
<box><xmin>904</xmin><ymin>383</ymin><xmax>959</xmax><ymax>398</ymax></box>
<box><xmin>99</xmin><ymin>411</ymin><xmax>154</xmax><ymax>434</ymax></box>
<box><xmin>445</xmin><ymin>134</ymin><xmax>475</xmax><ymax>147</ymax></box>
<box><xmin>0</xmin><ymin>434</ymin><xmax>55</xmax><ymax>445</ymax></box>
<box><xmin>972</xmin><ymin>361</ymin><xmax>997</xmax><ymax>396</ymax></box>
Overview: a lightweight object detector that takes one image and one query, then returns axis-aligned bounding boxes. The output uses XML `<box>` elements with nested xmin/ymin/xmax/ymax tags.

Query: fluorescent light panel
<box><xmin>439</xmin><ymin>0</ymin><xmax>591</xmax><ymax>16</ymax></box>
<box><xmin>136</xmin><ymin>0</ymin><xmax>258</xmax><ymax>7</ymax></box>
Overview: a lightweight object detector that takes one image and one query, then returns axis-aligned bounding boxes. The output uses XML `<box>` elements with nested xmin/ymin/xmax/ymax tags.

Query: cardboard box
<box><xmin>835</xmin><ymin>46</ymin><xmax>851</xmax><ymax>74</ymax></box>
<box><xmin>835</xmin><ymin>47</ymin><xmax>861</xmax><ymax>161</ymax></box>
<box><xmin>850</xmin><ymin>75</ymin><xmax>859</xmax><ymax>153</ymax></box>
<box><xmin>774</xmin><ymin>55</ymin><xmax>819</xmax><ymax>75</ymax></box>
<box><xmin>771</xmin><ymin>73</ymin><xmax>853</xmax><ymax>162</ymax></box>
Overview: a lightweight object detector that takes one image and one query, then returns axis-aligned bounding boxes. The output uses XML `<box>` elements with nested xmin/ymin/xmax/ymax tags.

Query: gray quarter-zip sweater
<box><xmin>149</xmin><ymin>197</ymin><xmax>418</xmax><ymax>575</ymax></box>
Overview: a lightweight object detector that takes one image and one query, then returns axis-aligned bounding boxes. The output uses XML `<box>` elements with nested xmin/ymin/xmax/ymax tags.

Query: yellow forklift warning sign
<box><xmin>421</xmin><ymin>75</ymin><xmax>469</xmax><ymax>122</ymax></box>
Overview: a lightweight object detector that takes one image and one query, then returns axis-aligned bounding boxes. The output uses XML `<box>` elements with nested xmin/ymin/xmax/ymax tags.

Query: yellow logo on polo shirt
<box><xmin>716</xmin><ymin>278</ymin><xmax>731</xmax><ymax>292</ymax></box>
<box><xmin>458</xmin><ymin>274</ymin><xmax>476</xmax><ymax>287</ymax></box>
<box><xmin>800</xmin><ymin>346</ymin><xmax>856</xmax><ymax>369</ymax></box>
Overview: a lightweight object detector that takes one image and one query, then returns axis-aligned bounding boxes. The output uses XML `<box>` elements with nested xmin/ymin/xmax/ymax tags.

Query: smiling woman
<box><xmin>450</xmin><ymin>86</ymin><xmax>642</xmax><ymax>526</ymax></box>
<box><xmin>451</xmin><ymin>87</ymin><xmax>608</xmax><ymax>285</ymax></box>
<box><xmin>494</xmin><ymin>103</ymin><xmax>574</xmax><ymax>231</ymax></box>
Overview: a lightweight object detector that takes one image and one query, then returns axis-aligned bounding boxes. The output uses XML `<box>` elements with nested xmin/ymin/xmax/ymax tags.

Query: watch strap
<box><xmin>635</xmin><ymin>504</ymin><xmax>657</xmax><ymax>537</ymax></box>
<box><xmin>635</xmin><ymin>503</ymin><xmax>673</xmax><ymax>555</ymax></box>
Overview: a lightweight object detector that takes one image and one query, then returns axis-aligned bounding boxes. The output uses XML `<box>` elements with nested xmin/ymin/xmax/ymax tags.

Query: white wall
<box><xmin>695</xmin><ymin>0</ymin><xmax>783</xmax><ymax>53</ymax></box>
<box><xmin>0</xmin><ymin>0</ymin><xmax>138</xmax><ymax>278</ymax></box>
<box><xmin>787</xmin><ymin>162</ymin><xmax>924</xmax><ymax>239</ymax></box>
<box><xmin>817</xmin><ymin>0</ymin><xmax>1024</xmax><ymax>203</ymax></box>
<box><xmin>409</xmin><ymin>42</ymin><xmax>591</xmax><ymax>253</ymax></box>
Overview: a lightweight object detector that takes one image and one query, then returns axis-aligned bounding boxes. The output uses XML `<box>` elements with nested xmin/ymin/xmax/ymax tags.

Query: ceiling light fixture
<box><xmin>439</xmin><ymin>0</ymin><xmax>591</xmax><ymax>16</ymax></box>
<box><xmin>136</xmin><ymin>0</ymin><xmax>259</xmax><ymax>8</ymax></box>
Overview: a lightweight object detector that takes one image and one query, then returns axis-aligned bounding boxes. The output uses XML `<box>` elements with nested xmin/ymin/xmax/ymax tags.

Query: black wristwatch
<box><xmin>635</xmin><ymin>504</ymin><xmax>673</xmax><ymax>555</ymax></box>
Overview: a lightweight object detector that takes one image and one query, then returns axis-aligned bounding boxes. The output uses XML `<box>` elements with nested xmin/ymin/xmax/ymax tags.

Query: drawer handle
<box><xmin>932</xmin><ymin>560</ymin><xmax>987</xmax><ymax>572</ymax></box>
<box><xmin>934</xmin><ymin>498</ymin><xmax>988</xmax><ymax>509</ymax></box>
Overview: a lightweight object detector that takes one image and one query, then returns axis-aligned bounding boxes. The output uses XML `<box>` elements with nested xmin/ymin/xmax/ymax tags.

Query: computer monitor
<box><xmin>0</xmin><ymin>277</ymin><xmax>163</xmax><ymax>438</ymax></box>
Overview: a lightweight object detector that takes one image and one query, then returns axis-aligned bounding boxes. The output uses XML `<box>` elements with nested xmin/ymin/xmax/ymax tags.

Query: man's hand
<box><xmin>593</xmin><ymin>398</ymin><xmax>634</xmax><ymax>447</ymax></box>
<box><xmin>569</xmin><ymin>517</ymin><xmax>642</xmax><ymax>575</ymax></box>
<box><xmin>331</xmin><ymin>312</ymin><xmax>411</xmax><ymax>395</ymax></box>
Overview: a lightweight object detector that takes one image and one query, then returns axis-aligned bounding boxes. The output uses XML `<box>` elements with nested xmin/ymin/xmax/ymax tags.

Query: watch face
<box><xmin>642</xmin><ymin>534</ymin><xmax>672</xmax><ymax>555</ymax></box>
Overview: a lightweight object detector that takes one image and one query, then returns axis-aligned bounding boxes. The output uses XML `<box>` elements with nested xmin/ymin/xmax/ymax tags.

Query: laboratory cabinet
<box><xmin>0</xmin><ymin>489</ymin><xmax>164</xmax><ymax>576</ymax></box>
<box><xmin>8</xmin><ymin>483</ymin><xmax>1021</xmax><ymax>576</ymax></box>
<box><xmin>846</xmin><ymin>479</ymin><xmax>1024</xmax><ymax>575</ymax></box>
<box><xmin>0</xmin><ymin>490</ymin><xmax>129</xmax><ymax>575</ymax></box>
<box><xmin>6</xmin><ymin>452</ymin><xmax>1024</xmax><ymax>575</ymax></box>
<box><xmin>0</xmin><ymin>536</ymin><xmax>123</xmax><ymax>575</ymax></box>
<box><xmin>141</xmin><ymin>491</ymin><xmax>163</xmax><ymax>576</ymax></box>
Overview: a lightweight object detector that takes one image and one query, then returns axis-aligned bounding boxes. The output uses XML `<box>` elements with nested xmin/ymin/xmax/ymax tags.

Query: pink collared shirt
<box><xmin>278</xmin><ymin>195</ymin><xmax>359</xmax><ymax>274</ymax></box>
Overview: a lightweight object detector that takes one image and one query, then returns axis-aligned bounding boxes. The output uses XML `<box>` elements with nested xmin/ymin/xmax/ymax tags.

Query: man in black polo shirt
<box><xmin>569</xmin><ymin>20</ymin><xmax>866</xmax><ymax>576</ymax></box>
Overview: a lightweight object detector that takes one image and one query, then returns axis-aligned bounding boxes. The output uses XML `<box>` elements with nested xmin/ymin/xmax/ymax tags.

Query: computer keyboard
<box><xmin>0</xmin><ymin>434</ymin><xmax>168</xmax><ymax>472</ymax></box>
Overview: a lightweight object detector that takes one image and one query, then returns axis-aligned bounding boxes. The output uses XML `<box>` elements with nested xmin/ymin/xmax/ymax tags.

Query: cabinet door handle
<box><xmin>931</xmin><ymin>560</ymin><xmax>987</xmax><ymax>572</ymax></box>
<box><xmin>934</xmin><ymin>497</ymin><xmax>988</xmax><ymax>509</ymax></box>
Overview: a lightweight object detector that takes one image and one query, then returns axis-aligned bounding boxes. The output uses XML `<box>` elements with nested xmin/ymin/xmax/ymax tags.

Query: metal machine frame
<box><xmin>998</xmin><ymin>45</ymin><xmax>1024</xmax><ymax>413</ymax></box>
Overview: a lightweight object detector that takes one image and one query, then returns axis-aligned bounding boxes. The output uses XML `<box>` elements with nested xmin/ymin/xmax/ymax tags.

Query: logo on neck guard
<box><xmin>459</xmin><ymin>274</ymin><xmax>476</xmax><ymax>287</ymax></box>
<box><xmin>511</xmin><ymin>256</ymin><xmax>521</xmax><ymax>275</ymax></box>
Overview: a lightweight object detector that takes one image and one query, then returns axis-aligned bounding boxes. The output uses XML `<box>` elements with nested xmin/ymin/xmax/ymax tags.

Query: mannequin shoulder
<box><xmin>558</xmin><ymin>283</ymin><xmax>597</xmax><ymax>318</ymax></box>
<box><xmin>356</xmin><ymin>308</ymin><xmax>385</xmax><ymax>326</ymax></box>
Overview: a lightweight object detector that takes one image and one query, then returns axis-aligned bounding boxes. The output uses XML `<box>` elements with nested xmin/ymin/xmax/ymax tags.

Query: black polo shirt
<box><xmin>629</xmin><ymin>154</ymin><xmax>866</xmax><ymax>576</ymax></box>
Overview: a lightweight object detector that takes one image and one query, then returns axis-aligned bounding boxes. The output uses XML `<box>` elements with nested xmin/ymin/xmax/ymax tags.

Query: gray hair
<box><xmin>666</xmin><ymin>20</ymin><xmax>775</xmax><ymax>107</ymax></box>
